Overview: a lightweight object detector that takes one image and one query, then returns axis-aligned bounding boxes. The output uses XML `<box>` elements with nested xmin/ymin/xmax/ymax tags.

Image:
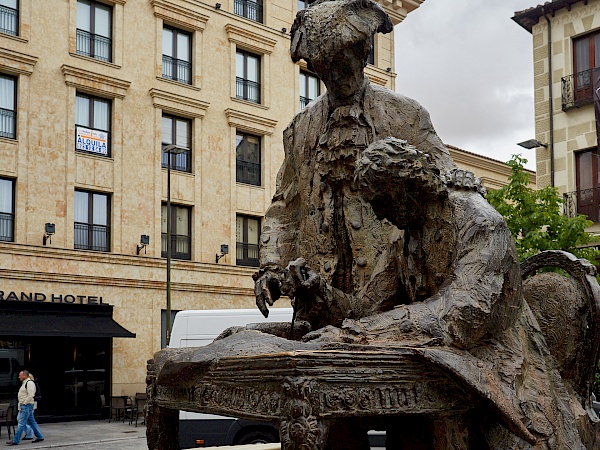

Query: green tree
<box><xmin>486</xmin><ymin>154</ymin><xmax>599</xmax><ymax>262</ymax></box>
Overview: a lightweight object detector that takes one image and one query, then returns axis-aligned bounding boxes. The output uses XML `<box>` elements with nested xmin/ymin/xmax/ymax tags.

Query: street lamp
<box><xmin>163</xmin><ymin>144</ymin><xmax>188</xmax><ymax>345</ymax></box>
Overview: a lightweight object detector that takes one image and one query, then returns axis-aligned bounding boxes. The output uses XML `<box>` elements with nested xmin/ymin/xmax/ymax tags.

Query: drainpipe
<box><xmin>542</xmin><ymin>7</ymin><xmax>555</xmax><ymax>187</ymax></box>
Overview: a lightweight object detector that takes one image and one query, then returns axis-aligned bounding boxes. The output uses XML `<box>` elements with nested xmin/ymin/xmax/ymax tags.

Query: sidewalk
<box><xmin>4</xmin><ymin>419</ymin><xmax>146</xmax><ymax>448</ymax></box>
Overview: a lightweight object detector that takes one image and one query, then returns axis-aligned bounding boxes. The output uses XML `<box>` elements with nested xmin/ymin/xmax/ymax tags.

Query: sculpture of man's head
<box><xmin>290</xmin><ymin>0</ymin><xmax>393</xmax><ymax>102</ymax></box>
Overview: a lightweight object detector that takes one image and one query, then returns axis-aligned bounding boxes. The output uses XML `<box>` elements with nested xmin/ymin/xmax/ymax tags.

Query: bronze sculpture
<box><xmin>147</xmin><ymin>1</ymin><xmax>600</xmax><ymax>448</ymax></box>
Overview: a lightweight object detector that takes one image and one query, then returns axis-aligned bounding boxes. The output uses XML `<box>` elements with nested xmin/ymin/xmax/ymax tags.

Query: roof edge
<box><xmin>512</xmin><ymin>0</ymin><xmax>587</xmax><ymax>33</ymax></box>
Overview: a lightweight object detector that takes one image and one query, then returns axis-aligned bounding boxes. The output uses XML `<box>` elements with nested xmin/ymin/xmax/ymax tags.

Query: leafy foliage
<box><xmin>486</xmin><ymin>155</ymin><xmax>600</xmax><ymax>262</ymax></box>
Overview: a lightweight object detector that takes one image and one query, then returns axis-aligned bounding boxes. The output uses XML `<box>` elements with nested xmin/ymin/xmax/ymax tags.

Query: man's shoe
<box><xmin>5</xmin><ymin>442</ymin><xmax>17</xmax><ymax>446</ymax></box>
<box><xmin>21</xmin><ymin>438</ymin><xmax>32</xmax><ymax>441</ymax></box>
<box><xmin>31</xmin><ymin>439</ymin><xmax>43</xmax><ymax>443</ymax></box>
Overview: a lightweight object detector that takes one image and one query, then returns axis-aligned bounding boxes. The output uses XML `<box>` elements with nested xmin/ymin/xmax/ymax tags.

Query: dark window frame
<box><xmin>574</xmin><ymin>148</ymin><xmax>600</xmax><ymax>222</ymax></box>
<box><xmin>161</xmin><ymin>114</ymin><xmax>192</xmax><ymax>173</ymax></box>
<box><xmin>234</xmin><ymin>0</ymin><xmax>263</xmax><ymax>23</ymax></box>
<box><xmin>300</xmin><ymin>70</ymin><xmax>320</xmax><ymax>109</ymax></box>
<box><xmin>161</xmin><ymin>203</ymin><xmax>192</xmax><ymax>260</ymax></box>
<box><xmin>74</xmin><ymin>189</ymin><xmax>111</xmax><ymax>252</ymax></box>
<box><xmin>76</xmin><ymin>0</ymin><xmax>113</xmax><ymax>62</ymax></box>
<box><xmin>0</xmin><ymin>0</ymin><xmax>18</xmax><ymax>36</ymax></box>
<box><xmin>572</xmin><ymin>31</ymin><xmax>600</xmax><ymax>104</ymax></box>
<box><xmin>236</xmin><ymin>214</ymin><xmax>260</xmax><ymax>267</ymax></box>
<box><xmin>236</xmin><ymin>131</ymin><xmax>261</xmax><ymax>186</ymax></box>
<box><xmin>367</xmin><ymin>34</ymin><xmax>375</xmax><ymax>66</ymax></box>
<box><xmin>0</xmin><ymin>176</ymin><xmax>15</xmax><ymax>243</ymax></box>
<box><xmin>297</xmin><ymin>0</ymin><xmax>309</xmax><ymax>11</ymax></box>
<box><xmin>75</xmin><ymin>92</ymin><xmax>112</xmax><ymax>157</ymax></box>
<box><xmin>236</xmin><ymin>49</ymin><xmax>261</xmax><ymax>104</ymax></box>
<box><xmin>0</xmin><ymin>74</ymin><xmax>16</xmax><ymax>140</ymax></box>
<box><xmin>162</xmin><ymin>25</ymin><xmax>192</xmax><ymax>85</ymax></box>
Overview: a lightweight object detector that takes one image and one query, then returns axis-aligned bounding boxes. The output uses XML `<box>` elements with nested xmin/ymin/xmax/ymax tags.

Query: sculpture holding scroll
<box><xmin>147</xmin><ymin>1</ymin><xmax>600</xmax><ymax>448</ymax></box>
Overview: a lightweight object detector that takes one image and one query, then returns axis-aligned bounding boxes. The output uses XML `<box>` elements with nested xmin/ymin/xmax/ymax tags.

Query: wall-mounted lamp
<box><xmin>386</xmin><ymin>67</ymin><xmax>392</xmax><ymax>73</ymax></box>
<box><xmin>43</xmin><ymin>223</ymin><xmax>55</xmax><ymax>246</ymax></box>
<box><xmin>137</xmin><ymin>235</ymin><xmax>150</xmax><ymax>255</ymax></box>
<box><xmin>281</xmin><ymin>27</ymin><xmax>287</xmax><ymax>34</ymax></box>
<box><xmin>517</xmin><ymin>139</ymin><xmax>548</xmax><ymax>149</ymax></box>
<box><xmin>216</xmin><ymin>244</ymin><xmax>229</xmax><ymax>263</ymax></box>
<box><xmin>215</xmin><ymin>2</ymin><xmax>221</xmax><ymax>8</ymax></box>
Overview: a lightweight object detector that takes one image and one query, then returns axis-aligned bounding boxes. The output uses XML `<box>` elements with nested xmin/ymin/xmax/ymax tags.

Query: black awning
<box><xmin>0</xmin><ymin>301</ymin><xmax>136</xmax><ymax>338</ymax></box>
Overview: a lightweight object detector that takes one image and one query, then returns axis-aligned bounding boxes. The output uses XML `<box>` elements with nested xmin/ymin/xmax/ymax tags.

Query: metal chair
<box><xmin>109</xmin><ymin>396</ymin><xmax>128</xmax><ymax>422</ymax></box>
<box><xmin>3</xmin><ymin>405</ymin><xmax>16</xmax><ymax>439</ymax></box>
<box><xmin>129</xmin><ymin>393</ymin><xmax>147</xmax><ymax>427</ymax></box>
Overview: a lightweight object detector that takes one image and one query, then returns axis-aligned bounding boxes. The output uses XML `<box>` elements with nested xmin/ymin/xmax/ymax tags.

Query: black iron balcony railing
<box><xmin>0</xmin><ymin>108</ymin><xmax>16</xmax><ymax>139</ymax></box>
<box><xmin>236</xmin><ymin>160</ymin><xmax>260</xmax><ymax>186</ymax></box>
<box><xmin>300</xmin><ymin>96</ymin><xmax>312</xmax><ymax>109</ymax></box>
<box><xmin>236</xmin><ymin>242</ymin><xmax>259</xmax><ymax>267</ymax></box>
<box><xmin>0</xmin><ymin>4</ymin><xmax>17</xmax><ymax>36</ymax></box>
<box><xmin>161</xmin><ymin>147</ymin><xmax>192</xmax><ymax>173</ymax></box>
<box><xmin>76</xmin><ymin>29</ymin><xmax>112</xmax><ymax>62</ymax></box>
<box><xmin>161</xmin><ymin>233</ymin><xmax>191</xmax><ymax>260</ymax></box>
<box><xmin>562</xmin><ymin>69</ymin><xmax>596</xmax><ymax>111</ymax></box>
<box><xmin>234</xmin><ymin>0</ymin><xmax>263</xmax><ymax>23</ymax></box>
<box><xmin>0</xmin><ymin>211</ymin><xmax>14</xmax><ymax>242</ymax></box>
<box><xmin>564</xmin><ymin>187</ymin><xmax>600</xmax><ymax>222</ymax></box>
<box><xmin>162</xmin><ymin>55</ymin><xmax>192</xmax><ymax>85</ymax></box>
<box><xmin>75</xmin><ymin>126</ymin><xmax>111</xmax><ymax>157</ymax></box>
<box><xmin>74</xmin><ymin>222</ymin><xmax>110</xmax><ymax>252</ymax></box>
<box><xmin>236</xmin><ymin>77</ymin><xmax>260</xmax><ymax>104</ymax></box>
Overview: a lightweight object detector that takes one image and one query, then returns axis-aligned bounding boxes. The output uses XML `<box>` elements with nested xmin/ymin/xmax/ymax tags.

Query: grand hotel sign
<box><xmin>0</xmin><ymin>291</ymin><xmax>108</xmax><ymax>305</ymax></box>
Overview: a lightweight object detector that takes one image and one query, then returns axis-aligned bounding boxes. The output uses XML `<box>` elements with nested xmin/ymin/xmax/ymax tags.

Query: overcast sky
<box><xmin>394</xmin><ymin>0</ymin><xmax>538</xmax><ymax>170</ymax></box>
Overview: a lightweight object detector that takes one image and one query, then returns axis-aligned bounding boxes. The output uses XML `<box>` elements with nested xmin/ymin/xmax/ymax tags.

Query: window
<box><xmin>0</xmin><ymin>75</ymin><xmax>16</xmax><ymax>139</ymax></box>
<box><xmin>236</xmin><ymin>50</ymin><xmax>260</xmax><ymax>104</ymax></box>
<box><xmin>162</xmin><ymin>26</ymin><xmax>191</xmax><ymax>85</ymax></box>
<box><xmin>74</xmin><ymin>190</ymin><xmax>110</xmax><ymax>252</ymax></box>
<box><xmin>76</xmin><ymin>0</ymin><xmax>112</xmax><ymax>62</ymax></box>
<box><xmin>0</xmin><ymin>177</ymin><xmax>14</xmax><ymax>242</ymax></box>
<box><xmin>0</xmin><ymin>0</ymin><xmax>17</xmax><ymax>36</ymax></box>
<box><xmin>75</xmin><ymin>92</ymin><xmax>111</xmax><ymax>157</ymax></box>
<box><xmin>571</xmin><ymin>32</ymin><xmax>600</xmax><ymax>104</ymax></box>
<box><xmin>575</xmin><ymin>149</ymin><xmax>600</xmax><ymax>222</ymax></box>
<box><xmin>234</xmin><ymin>0</ymin><xmax>262</xmax><ymax>23</ymax></box>
<box><xmin>300</xmin><ymin>71</ymin><xmax>320</xmax><ymax>109</ymax></box>
<box><xmin>161</xmin><ymin>114</ymin><xmax>191</xmax><ymax>172</ymax></box>
<box><xmin>236</xmin><ymin>132</ymin><xmax>260</xmax><ymax>186</ymax></box>
<box><xmin>236</xmin><ymin>215</ymin><xmax>260</xmax><ymax>267</ymax></box>
<box><xmin>161</xmin><ymin>204</ymin><xmax>191</xmax><ymax>260</ymax></box>
<box><xmin>367</xmin><ymin>35</ymin><xmax>375</xmax><ymax>66</ymax></box>
<box><xmin>297</xmin><ymin>0</ymin><xmax>308</xmax><ymax>11</ymax></box>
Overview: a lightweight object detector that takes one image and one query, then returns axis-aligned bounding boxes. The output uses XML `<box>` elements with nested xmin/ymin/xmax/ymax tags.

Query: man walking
<box><xmin>6</xmin><ymin>370</ymin><xmax>44</xmax><ymax>445</ymax></box>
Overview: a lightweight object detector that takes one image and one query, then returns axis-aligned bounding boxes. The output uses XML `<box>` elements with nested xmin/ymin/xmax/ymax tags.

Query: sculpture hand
<box><xmin>281</xmin><ymin>258</ymin><xmax>322</xmax><ymax>296</ymax></box>
<box><xmin>253</xmin><ymin>265</ymin><xmax>284</xmax><ymax>318</ymax></box>
<box><xmin>302</xmin><ymin>319</ymin><xmax>368</xmax><ymax>344</ymax></box>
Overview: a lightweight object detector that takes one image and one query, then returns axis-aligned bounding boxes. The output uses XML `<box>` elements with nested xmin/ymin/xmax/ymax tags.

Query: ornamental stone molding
<box><xmin>0</xmin><ymin>48</ymin><xmax>38</xmax><ymax>76</ymax></box>
<box><xmin>61</xmin><ymin>65</ymin><xmax>131</xmax><ymax>98</ymax></box>
<box><xmin>149</xmin><ymin>88</ymin><xmax>210</xmax><ymax>118</ymax></box>
<box><xmin>225</xmin><ymin>24</ymin><xmax>277</xmax><ymax>55</ymax></box>
<box><xmin>151</xmin><ymin>0</ymin><xmax>209</xmax><ymax>31</ymax></box>
<box><xmin>224</xmin><ymin>108</ymin><xmax>277</xmax><ymax>135</ymax></box>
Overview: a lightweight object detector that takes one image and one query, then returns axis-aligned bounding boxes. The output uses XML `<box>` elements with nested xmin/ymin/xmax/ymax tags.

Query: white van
<box><xmin>169</xmin><ymin>308</ymin><xmax>293</xmax><ymax>448</ymax></box>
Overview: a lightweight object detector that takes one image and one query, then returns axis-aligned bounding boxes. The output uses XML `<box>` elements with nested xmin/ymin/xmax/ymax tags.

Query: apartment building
<box><xmin>0</xmin><ymin>0</ymin><xmax>422</xmax><ymax>419</ymax></box>
<box><xmin>514</xmin><ymin>0</ymin><xmax>600</xmax><ymax>232</ymax></box>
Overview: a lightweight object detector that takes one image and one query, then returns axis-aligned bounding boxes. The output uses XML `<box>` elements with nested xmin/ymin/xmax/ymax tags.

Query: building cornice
<box><xmin>512</xmin><ymin>0</ymin><xmax>587</xmax><ymax>33</ymax></box>
<box><xmin>225</xmin><ymin>108</ymin><xmax>278</xmax><ymax>135</ymax></box>
<box><xmin>61</xmin><ymin>65</ymin><xmax>131</xmax><ymax>98</ymax></box>
<box><xmin>225</xmin><ymin>23</ymin><xmax>277</xmax><ymax>54</ymax></box>
<box><xmin>151</xmin><ymin>0</ymin><xmax>209</xmax><ymax>31</ymax></box>
<box><xmin>150</xmin><ymin>88</ymin><xmax>210</xmax><ymax>118</ymax></box>
<box><xmin>0</xmin><ymin>48</ymin><xmax>38</xmax><ymax>76</ymax></box>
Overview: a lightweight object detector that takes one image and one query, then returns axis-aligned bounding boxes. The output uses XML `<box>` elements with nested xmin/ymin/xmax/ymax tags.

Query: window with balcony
<box><xmin>161</xmin><ymin>114</ymin><xmax>191</xmax><ymax>172</ymax></box>
<box><xmin>161</xmin><ymin>204</ymin><xmax>191</xmax><ymax>260</ymax></box>
<box><xmin>162</xmin><ymin>26</ymin><xmax>191</xmax><ymax>85</ymax></box>
<box><xmin>236</xmin><ymin>50</ymin><xmax>260</xmax><ymax>104</ymax></box>
<box><xmin>0</xmin><ymin>74</ymin><xmax>16</xmax><ymax>140</ymax></box>
<box><xmin>76</xmin><ymin>0</ymin><xmax>112</xmax><ymax>62</ymax></box>
<box><xmin>0</xmin><ymin>177</ymin><xmax>14</xmax><ymax>242</ymax></box>
<box><xmin>0</xmin><ymin>0</ymin><xmax>17</xmax><ymax>36</ymax></box>
<box><xmin>367</xmin><ymin>35</ymin><xmax>375</xmax><ymax>66</ymax></box>
<box><xmin>566</xmin><ymin>149</ymin><xmax>600</xmax><ymax>222</ymax></box>
<box><xmin>300</xmin><ymin>71</ymin><xmax>320</xmax><ymax>109</ymax></box>
<box><xmin>75</xmin><ymin>92</ymin><xmax>111</xmax><ymax>157</ymax></box>
<box><xmin>74</xmin><ymin>190</ymin><xmax>110</xmax><ymax>252</ymax></box>
<box><xmin>236</xmin><ymin>132</ymin><xmax>260</xmax><ymax>186</ymax></box>
<box><xmin>236</xmin><ymin>215</ymin><xmax>260</xmax><ymax>267</ymax></box>
<box><xmin>234</xmin><ymin>0</ymin><xmax>262</xmax><ymax>23</ymax></box>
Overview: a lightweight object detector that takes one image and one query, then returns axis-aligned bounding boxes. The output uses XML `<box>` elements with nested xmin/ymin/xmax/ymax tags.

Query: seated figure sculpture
<box><xmin>147</xmin><ymin>1</ymin><xmax>600</xmax><ymax>449</ymax></box>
